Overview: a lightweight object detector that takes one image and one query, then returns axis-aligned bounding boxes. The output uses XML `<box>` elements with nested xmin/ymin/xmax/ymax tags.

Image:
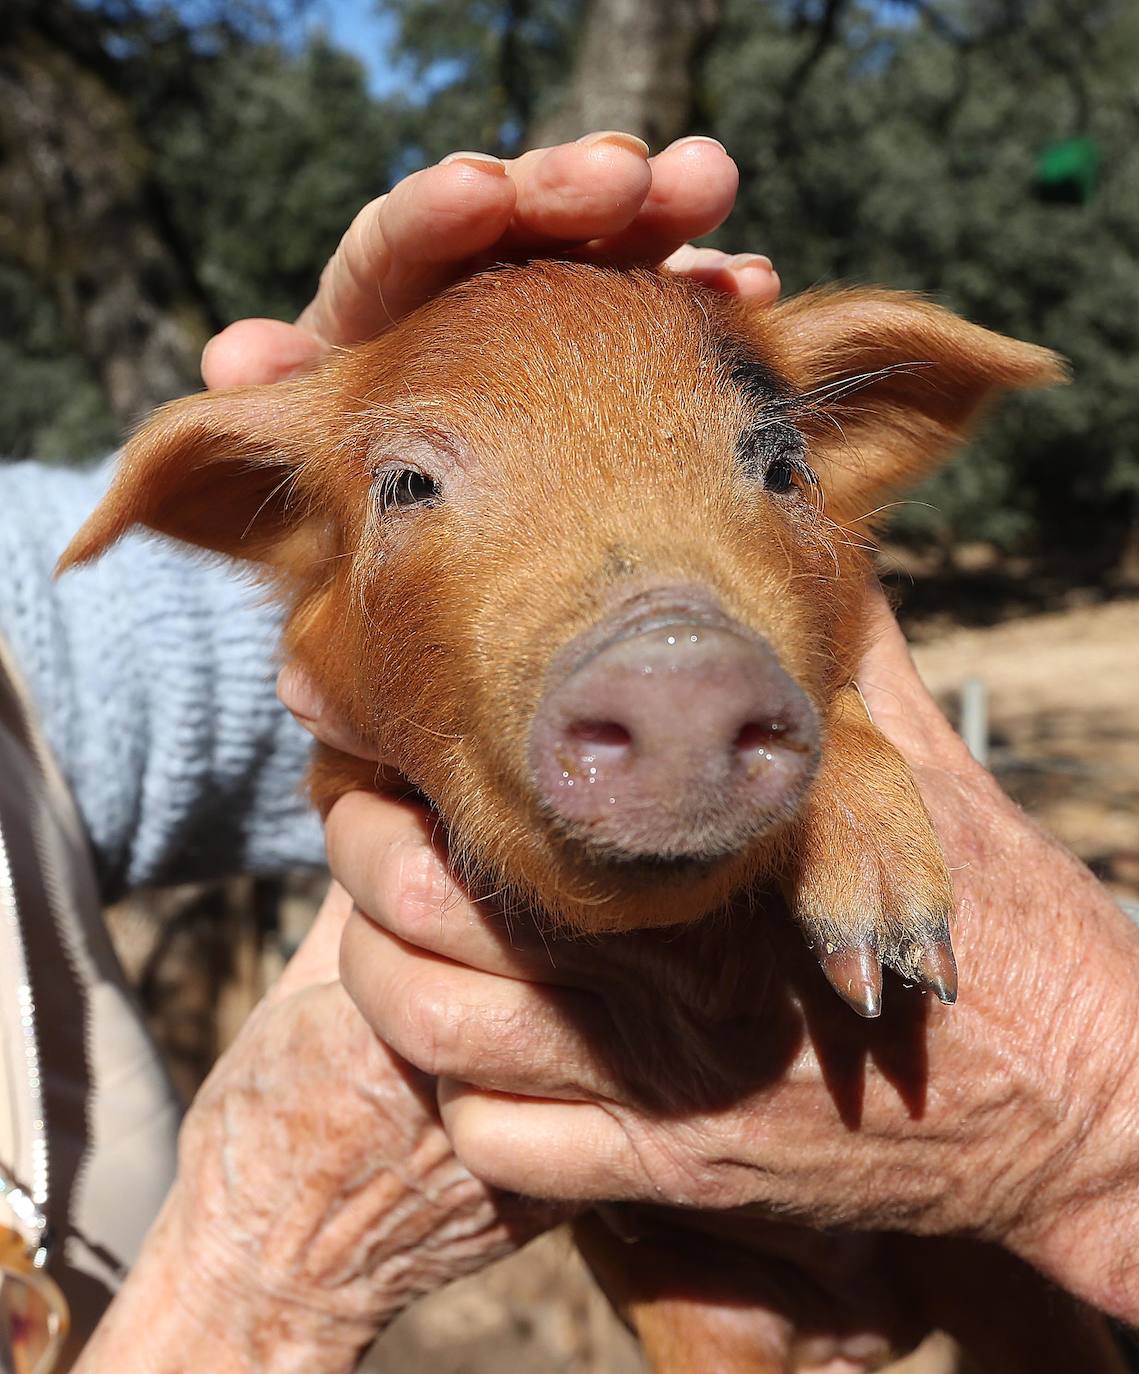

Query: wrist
<box><xmin>911</xmin><ymin>778</ymin><xmax>1139</xmax><ymax>1320</ymax></box>
<box><xmin>983</xmin><ymin>842</ymin><xmax>1139</xmax><ymax>1321</ymax></box>
<box><xmin>76</xmin><ymin>1191</ymin><xmax>382</xmax><ymax>1374</ymax></box>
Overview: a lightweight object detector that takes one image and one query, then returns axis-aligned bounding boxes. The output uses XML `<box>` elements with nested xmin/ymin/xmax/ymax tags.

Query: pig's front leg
<box><xmin>784</xmin><ymin>687</ymin><xmax>957</xmax><ymax>1018</ymax></box>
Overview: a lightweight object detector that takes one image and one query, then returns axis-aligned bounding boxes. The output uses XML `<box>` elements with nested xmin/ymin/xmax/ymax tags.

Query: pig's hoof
<box><xmin>787</xmin><ymin>793</ymin><xmax>956</xmax><ymax>1016</ymax></box>
<box><xmin>797</xmin><ymin>882</ymin><xmax>957</xmax><ymax>1016</ymax></box>
<box><xmin>816</xmin><ymin>939</ymin><xmax>883</xmax><ymax>1018</ymax></box>
<box><xmin>783</xmin><ymin>690</ymin><xmax>958</xmax><ymax>1017</ymax></box>
<box><xmin>907</xmin><ymin>932</ymin><xmax>958</xmax><ymax>1004</ymax></box>
<box><xmin>806</xmin><ymin>910</ymin><xmax>957</xmax><ymax>1017</ymax></box>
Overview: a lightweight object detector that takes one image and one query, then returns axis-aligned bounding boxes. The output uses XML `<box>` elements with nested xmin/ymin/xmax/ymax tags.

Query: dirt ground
<box><xmin>909</xmin><ymin>595</ymin><xmax>1139</xmax><ymax>909</ymax></box>
<box><xmin>358</xmin><ymin>592</ymin><xmax>1139</xmax><ymax>1373</ymax></box>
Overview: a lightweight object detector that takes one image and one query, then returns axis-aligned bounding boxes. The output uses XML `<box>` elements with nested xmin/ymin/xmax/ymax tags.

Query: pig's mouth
<box><xmin>561</xmin><ymin>840</ymin><xmax>720</xmax><ymax>883</ymax></box>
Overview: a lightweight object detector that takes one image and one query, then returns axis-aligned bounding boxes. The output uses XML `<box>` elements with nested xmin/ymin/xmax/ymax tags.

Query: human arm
<box><xmin>325</xmin><ymin>588</ymin><xmax>1139</xmax><ymax>1327</ymax></box>
<box><xmin>0</xmin><ymin>460</ymin><xmax>324</xmax><ymax>899</ymax></box>
<box><xmin>72</xmin><ymin>884</ymin><xmax>551</xmax><ymax>1374</ymax></box>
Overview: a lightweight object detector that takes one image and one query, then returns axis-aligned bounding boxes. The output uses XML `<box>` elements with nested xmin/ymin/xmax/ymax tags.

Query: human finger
<box><xmin>583</xmin><ymin>135</ymin><xmax>740</xmax><ymax>264</ymax></box>
<box><xmin>663</xmin><ymin>245</ymin><xmax>782</xmax><ymax>300</ymax></box>
<box><xmin>264</xmin><ymin>881</ymin><xmax>354</xmax><ymax>1005</ymax></box>
<box><xmin>339</xmin><ymin>908</ymin><xmax>616</xmax><ymax>1099</ymax></box>
<box><xmin>326</xmin><ymin>790</ymin><xmax>567</xmax><ymax>981</ymax></box>
<box><xmin>201</xmin><ymin>318</ymin><xmax>326</xmax><ymax>389</ymax></box>
<box><xmin>499</xmin><ymin>135</ymin><xmax>653</xmax><ymax>247</ymax></box>
<box><xmin>296</xmin><ymin>158</ymin><xmax>518</xmax><ymax>349</ymax></box>
<box><xmin>276</xmin><ymin>665</ymin><xmax>380</xmax><ymax>760</ymax></box>
<box><xmin>438</xmin><ymin>1081</ymin><xmax>650</xmax><ymax>1201</ymax></box>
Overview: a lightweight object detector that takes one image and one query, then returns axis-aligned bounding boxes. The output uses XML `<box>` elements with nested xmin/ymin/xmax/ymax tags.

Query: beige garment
<box><xmin>0</xmin><ymin>636</ymin><xmax>180</xmax><ymax>1365</ymax></box>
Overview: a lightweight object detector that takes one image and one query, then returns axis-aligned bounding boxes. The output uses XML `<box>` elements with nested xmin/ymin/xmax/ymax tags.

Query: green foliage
<box><xmin>0</xmin><ymin>266</ymin><xmax>118</xmax><ymax>463</ymax></box>
<box><xmin>149</xmin><ymin>36</ymin><xmax>400</xmax><ymax>322</ymax></box>
<box><xmin>4</xmin><ymin>0</ymin><xmax>1138</xmax><ymax>566</ymax></box>
<box><xmin>383</xmin><ymin>0</ymin><xmax>582</xmax><ymax>158</ymax></box>
<box><xmin>704</xmin><ymin>0</ymin><xmax>1139</xmax><ymax>559</ymax></box>
<box><xmin>1</xmin><ymin>1</ymin><xmax>399</xmax><ymax>457</ymax></box>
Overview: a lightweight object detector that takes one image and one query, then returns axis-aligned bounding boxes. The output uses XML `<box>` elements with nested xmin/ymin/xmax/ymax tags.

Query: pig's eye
<box><xmin>737</xmin><ymin>422</ymin><xmax>813</xmax><ymax>494</ymax></box>
<box><xmin>376</xmin><ymin>466</ymin><xmax>441</xmax><ymax>513</ymax></box>
<box><xmin>764</xmin><ymin>455</ymin><xmax>798</xmax><ymax>494</ymax></box>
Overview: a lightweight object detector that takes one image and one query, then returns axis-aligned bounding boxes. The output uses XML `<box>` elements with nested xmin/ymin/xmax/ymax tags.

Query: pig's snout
<box><xmin>529</xmin><ymin>615</ymin><xmax>819</xmax><ymax>862</ymax></box>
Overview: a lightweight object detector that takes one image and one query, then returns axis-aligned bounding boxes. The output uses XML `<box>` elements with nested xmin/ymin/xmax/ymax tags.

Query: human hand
<box><xmin>325</xmin><ymin>587</ymin><xmax>1139</xmax><ymax>1331</ymax></box>
<box><xmin>74</xmin><ymin>885</ymin><xmax>553</xmax><ymax>1374</ymax></box>
<box><xmin>200</xmin><ymin>133</ymin><xmax>778</xmax><ymax>391</ymax></box>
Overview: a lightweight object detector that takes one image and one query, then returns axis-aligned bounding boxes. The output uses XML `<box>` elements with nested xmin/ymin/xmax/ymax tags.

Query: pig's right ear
<box><xmin>757</xmin><ymin>287</ymin><xmax>1066</xmax><ymax>526</ymax></box>
<box><xmin>57</xmin><ymin>378</ymin><xmax>329</xmax><ymax>573</ymax></box>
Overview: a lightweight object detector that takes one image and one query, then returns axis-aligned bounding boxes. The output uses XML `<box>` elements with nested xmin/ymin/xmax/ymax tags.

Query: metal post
<box><xmin>960</xmin><ymin>677</ymin><xmax>989</xmax><ymax>767</ymax></box>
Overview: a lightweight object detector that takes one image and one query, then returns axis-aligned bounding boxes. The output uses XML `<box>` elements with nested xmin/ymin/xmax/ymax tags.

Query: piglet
<box><xmin>61</xmin><ymin>262</ymin><xmax>1060</xmax><ymax>1011</ymax></box>
<box><xmin>64</xmin><ymin>263</ymin><xmax>1105</xmax><ymax>1373</ymax></box>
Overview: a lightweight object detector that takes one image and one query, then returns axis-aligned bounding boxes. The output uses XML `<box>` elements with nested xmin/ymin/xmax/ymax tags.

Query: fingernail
<box><xmin>663</xmin><ymin>134</ymin><xmax>728</xmax><ymax>155</ymax></box>
<box><xmin>439</xmin><ymin>151</ymin><xmax>507</xmax><ymax>174</ymax></box>
<box><xmin>577</xmin><ymin>130</ymin><xmax>650</xmax><ymax>157</ymax></box>
<box><xmin>276</xmin><ymin>664</ymin><xmax>322</xmax><ymax>719</ymax></box>
<box><xmin>730</xmin><ymin>253</ymin><xmax>774</xmax><ymax>272</ymax></box>
<box><xmin>199</xmin><ymin>334</ymin><xmax>219</xmax><ymax>378</ymax></box>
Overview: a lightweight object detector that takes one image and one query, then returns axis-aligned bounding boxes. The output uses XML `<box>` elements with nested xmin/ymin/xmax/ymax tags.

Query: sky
<box><xmin>292</xmin><ymin>0</ymin><xmax>406</xmax><ymax>95</ymax></box>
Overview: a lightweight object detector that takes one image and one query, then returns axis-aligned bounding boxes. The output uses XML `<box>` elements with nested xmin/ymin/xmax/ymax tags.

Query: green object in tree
<box><xmin>1036</xmin><ymin>137</ymin><xmax>1100</xmax><ymax>204</ymax></box>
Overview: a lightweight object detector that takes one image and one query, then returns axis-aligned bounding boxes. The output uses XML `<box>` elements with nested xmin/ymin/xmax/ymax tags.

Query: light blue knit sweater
<box><xmin>0</xmin><ymin>460</ymin><xmax>324</xmax><ymax>899</ymax></box>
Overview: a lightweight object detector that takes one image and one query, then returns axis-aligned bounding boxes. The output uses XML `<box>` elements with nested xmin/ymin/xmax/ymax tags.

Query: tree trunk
<box><xmin>529</xmin><ymin>0</ymin><xmax>721</xmax><ymax>151</ymax></box>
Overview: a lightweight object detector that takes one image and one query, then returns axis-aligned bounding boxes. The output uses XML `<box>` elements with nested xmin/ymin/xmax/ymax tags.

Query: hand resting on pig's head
<box><xmin>59</xmin><ymin>261</ymin><xmax>1063</xmax><ymax>1016</ymax></box>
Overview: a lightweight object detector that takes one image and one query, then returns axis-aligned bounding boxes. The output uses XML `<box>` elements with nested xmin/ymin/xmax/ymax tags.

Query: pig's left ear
<box><xmin>762</xmin><ymin>287</ymin><xmax>1067</xmax><ymax>525</ymax></box>
<box><xmin>58</xmin><ymin>374</ymin><xmax>338</xmax><ymax>573</ymax></box>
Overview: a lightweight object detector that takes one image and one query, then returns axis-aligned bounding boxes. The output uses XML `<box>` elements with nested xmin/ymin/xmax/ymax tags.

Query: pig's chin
<box><xmin>524</xmin><ymin>836</ymin><xmax>771</xmax><ymax>934</ymax></box>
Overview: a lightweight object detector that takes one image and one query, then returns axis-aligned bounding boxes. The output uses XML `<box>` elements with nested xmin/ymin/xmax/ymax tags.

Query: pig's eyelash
<box><xmin>737</xmin><ymin>419</ymin><xmax>817</xmax><ymax>494</ymax></box>
<box><xmin>372</xmin><ymin>464</ymin><xmax>442</xmax><ymax>516</ymax></box>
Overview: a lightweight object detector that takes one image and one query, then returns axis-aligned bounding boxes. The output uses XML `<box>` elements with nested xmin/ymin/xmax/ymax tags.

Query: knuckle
<box><xmin>388</xmin><ymin>841</ymin><xmax>455</xmax><ymax>938</ymax></box>
<box><xmin>399</xmin><ymin>978</ymin><xmax>464</xmax><ymax>1077</ymax></box>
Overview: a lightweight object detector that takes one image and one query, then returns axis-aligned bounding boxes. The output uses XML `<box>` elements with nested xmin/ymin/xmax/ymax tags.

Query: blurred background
<box><xmin>2</xmin><ymin>1</ymin><xmax>1137</xmax><ymax>1369</ymax></box>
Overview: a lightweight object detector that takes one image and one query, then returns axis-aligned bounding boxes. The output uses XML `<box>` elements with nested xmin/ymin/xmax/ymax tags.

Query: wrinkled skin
<box><xmin>75</xmin><ymin>886</ymin><xmax>556</xmax><ymax>1374</ymax></box>
<box><xmin>329</xmin><ymin>591</ymin><xmax>1139</xmax><ymax>1367</ymax></box>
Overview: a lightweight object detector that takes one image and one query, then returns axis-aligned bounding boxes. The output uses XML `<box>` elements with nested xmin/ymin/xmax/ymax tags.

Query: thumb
<box><xmin>856</xmin><ymin>583</ymin><xmax>973</xmax><ymax>771</ymax></box>
<box><xmin>201</xmin><ymin>319</ymin><xmax>327</xmax><ymax>389</ymax></box>
<box><xmin>262</xmin><ymin>882</ymin><xmax>353</xmax><ymax>1005</ymax></box>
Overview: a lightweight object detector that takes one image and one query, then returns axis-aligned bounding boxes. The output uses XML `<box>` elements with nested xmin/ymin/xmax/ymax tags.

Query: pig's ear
<box><xmin>763</xmin><ymin>288</ymin><xmax>1066</xmax><ymax>524</ymax></box>
<box><xmin>58</xmin><ymin>377</ymin><xmax>330</xmax><ymax>573</ymax></box>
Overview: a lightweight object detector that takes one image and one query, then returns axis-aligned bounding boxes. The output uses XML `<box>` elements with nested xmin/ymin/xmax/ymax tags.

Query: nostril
<box><xmin>567</xmin><ymin>719</ymin><xmax>633</xmax><ymax>754</ymax></box>
<box><xmin>734</xmin><ymin>719</ymin><xmax>791</xmax><ymax>753</ymax></box>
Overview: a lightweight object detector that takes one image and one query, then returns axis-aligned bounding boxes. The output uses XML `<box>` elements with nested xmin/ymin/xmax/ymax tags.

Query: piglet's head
<box><xmin>61</xmin><ymin>263</ymin><xmax>1062</xmax><ymax>931</ymax></box>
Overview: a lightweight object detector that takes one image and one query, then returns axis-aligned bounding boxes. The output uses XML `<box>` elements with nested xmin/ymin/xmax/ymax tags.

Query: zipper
<box><xmin>0</xmin><ymin>798</ymin><xmax>51</xmax><ymax>1269</ymax></box>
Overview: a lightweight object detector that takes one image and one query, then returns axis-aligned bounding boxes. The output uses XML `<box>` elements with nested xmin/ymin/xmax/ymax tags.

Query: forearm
<box><xmin>996</xmin><ymin>859</ymin><xmax>1139</xmax><ymax>1322</ymax></box>
<box><xmin>924</xmin><ymin>782</ymin><xmax>1139</xmax><ymax>1323</ymax></box>
<box><xmin>73</xmin><ymin>1193</ymin><xmax>378</xmax><ymax>1374</ymax></box>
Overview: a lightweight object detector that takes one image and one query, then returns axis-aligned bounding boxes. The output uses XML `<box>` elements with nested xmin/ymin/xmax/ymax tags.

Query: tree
<box><xmin>0</xmin><ymin>0</ymin><xmax>398</xmax><ymax>457</ymax></box>
<box><xmin>529</xmin><ymin>0</ymin><xmax>720</xmax><ymax>148</ymax></box>
<box><xmin>3</xmin><ymin>0</ymin><xmax>1137</xmax><ymax>571</ymax></box>
<box><xmin>703</xmin><ymin>0</ymin><xmax>1139</xmax><ymax>566</ymax></box>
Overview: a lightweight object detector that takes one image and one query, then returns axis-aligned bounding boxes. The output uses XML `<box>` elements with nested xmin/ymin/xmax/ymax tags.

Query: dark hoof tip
<box><xmin>818</xmin><ymin>942</ymin><xmax>883</xmax><ymax>1019</ymax></box>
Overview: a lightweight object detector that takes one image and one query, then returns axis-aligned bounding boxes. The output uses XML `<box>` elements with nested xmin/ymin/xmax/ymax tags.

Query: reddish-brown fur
<box><xmin>62</xmin><ymin>262</ymin><xmax>1119</xmax><ymax>1372</ymax></box>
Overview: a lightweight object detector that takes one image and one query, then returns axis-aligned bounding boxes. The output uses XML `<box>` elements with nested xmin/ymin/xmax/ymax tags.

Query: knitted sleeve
<box><xmin>0</xmin><ymin>459</ymin><xmax>325</xmax><ymax>900</ymax></box>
